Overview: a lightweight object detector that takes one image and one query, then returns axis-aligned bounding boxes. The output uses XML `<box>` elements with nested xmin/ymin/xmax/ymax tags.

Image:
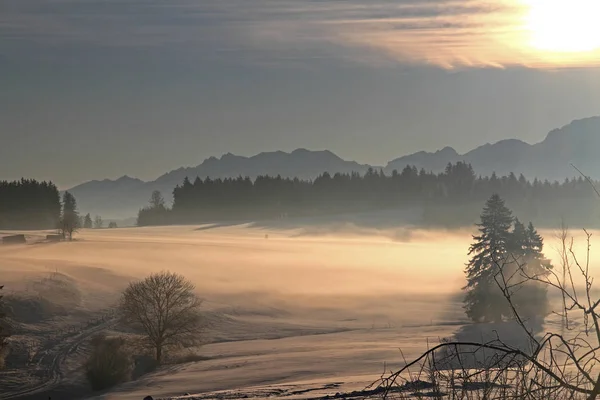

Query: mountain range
<box><xmin>68</xmin><ymin>116</ymin><xmax>600</xmax><ymax>219</ymax></box>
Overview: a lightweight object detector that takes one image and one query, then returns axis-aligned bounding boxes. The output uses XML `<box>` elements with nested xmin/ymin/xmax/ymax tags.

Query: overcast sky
<box><xmin>1</xmin><ymin>0</ymin><xmax>599</xmax><ymax>188</ymax></box>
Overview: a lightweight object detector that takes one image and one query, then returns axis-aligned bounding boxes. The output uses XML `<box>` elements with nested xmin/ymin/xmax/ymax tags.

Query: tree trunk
<box><xmin>156</xmin><ymin>345</ymin><xmax>162</xmax><ymax>364</ymax></box>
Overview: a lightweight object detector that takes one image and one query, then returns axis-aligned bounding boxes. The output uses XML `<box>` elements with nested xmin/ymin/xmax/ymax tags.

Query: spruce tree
<box><xmin>525</xmin><ymin>222</ymin><xmax>544</xmax><ymax>258</ymax></box>
<box><xmin>83</xmin><ymin>213</ymin><xmax>93</xmax><ymax>229</ymax></box>
<box><xmin>60</xmin><ymin>191</ymin><xmax>79</xmax><ymax>240</ymax></box>
<box><xmin>510</xmin><ymin>218</ymin><xmax>527</xmax><ymax>256</ymax></box>
<box><xmin>464</xmin><ymin>194</ymin><xmax>514</xmax><ymax>323</ymax></box>
<box><xmin>513</xmin><ymin>222</ymin><xmax>550</xmax><ymax>328</ymax></box>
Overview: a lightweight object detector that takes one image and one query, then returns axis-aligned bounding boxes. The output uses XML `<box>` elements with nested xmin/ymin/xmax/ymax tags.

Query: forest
<box><xmin>0</xmin><ymin>179</ymin><xmax>62</xmax><ymax>230</ymax></box>
<box><xmin>137</xmin><ymin>162</ymin><xmax>599</xmax><ymax>227</ymax></box>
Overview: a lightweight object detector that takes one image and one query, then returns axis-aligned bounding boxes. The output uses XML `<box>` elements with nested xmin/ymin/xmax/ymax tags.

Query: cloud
<box><xmin>1</xmin><ymin>0</ymin><xmax>599</xmax><ymax>69</ymax></box>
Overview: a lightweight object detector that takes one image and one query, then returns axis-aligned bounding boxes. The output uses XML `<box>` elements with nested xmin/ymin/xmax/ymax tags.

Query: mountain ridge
<box><xmin>67</xmin><ymin>116</ymin><xmax>600</xmax><ymax>219</ymax></box>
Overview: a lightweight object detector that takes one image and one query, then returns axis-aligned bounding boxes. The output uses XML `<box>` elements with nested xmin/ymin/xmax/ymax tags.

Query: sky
<box><xmin>1</xmin><ymin>0</ymin><xmax>600</xmax><ymax>189</ymax></box>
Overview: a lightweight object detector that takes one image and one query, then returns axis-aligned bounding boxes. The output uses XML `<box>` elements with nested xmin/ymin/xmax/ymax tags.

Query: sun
<box><xmin>525</xmin><ymin>0</ymin><xmax>600</xmax><ymax>53</ymax></box>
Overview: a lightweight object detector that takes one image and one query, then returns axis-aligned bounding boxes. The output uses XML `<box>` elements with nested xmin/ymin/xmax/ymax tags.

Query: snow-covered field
<box><xmin>0</xmin><ymin>224</ymin><xmax>596</xmax><ymax>399</ymax></box>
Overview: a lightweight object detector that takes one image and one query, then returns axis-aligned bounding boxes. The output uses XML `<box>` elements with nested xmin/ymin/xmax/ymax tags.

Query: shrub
<box><xmin>131</xmin><ymin>354</ymin><xmax>159</xmax><ymax>380</ymax></box>
<box><xmin>85</xmin><ymin>335</ymin><xmax>132</xmax><ymax>391</ymax></box>
<box><xmin>4</xmin><ymin>295</ymin><xmax>66</xmax><ymax>323</ymax></box>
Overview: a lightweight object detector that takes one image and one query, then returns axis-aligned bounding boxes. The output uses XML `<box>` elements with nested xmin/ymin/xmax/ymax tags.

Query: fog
<box><xmin>1</xmin><ymin>224</ymin><xmax>599</xmax><ymax>399</ymax></box>
<box><xmin>1</xmin><ymin>225</ymin><xmax>471</xmax><ymax>305</ymax></box>
<box><xmin>3</xmin><ymin>224</ymin><xmax>599</xmax><ymax>329</ymax></box>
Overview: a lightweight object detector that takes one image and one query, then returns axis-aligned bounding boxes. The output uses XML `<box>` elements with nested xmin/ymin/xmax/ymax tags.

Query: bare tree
<box><xmin>119</xmin><ymin>272</ymin><xmax>203</xmax><ymax>364</ymax></box>
<box><xmin>149</xmin><ymin>190</ymin><xmax>166</xmax><ymax>209</ymax></box>
<box><xmin>555</xmin><ymin>220</ymin><xmax>572</xmax><ymax>332</ymax></box>
<box><xmin>94</xmin><ymin>215</ymin><xmax>104</xmax><ymax>229</ymax></box>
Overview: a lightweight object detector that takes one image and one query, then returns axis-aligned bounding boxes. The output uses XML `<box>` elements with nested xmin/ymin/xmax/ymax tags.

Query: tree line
<box><xmin>0</xmin><ymin>179</ymin><xmax>61</xmax><ymax>230</ymax></box>
<box><xmin>59</xmin><ymin>193</ymin><xmax>117</xmax><ymax>238</ymax></box>
<box><xmin>0</xmin><ymin>179</ymin><xmax>118</xmax><ymax>233</ymax></box>
<box><xmin>138</xmin><ymin>162</ymin><xmax>599</xmax><ymax>227</ymax></box>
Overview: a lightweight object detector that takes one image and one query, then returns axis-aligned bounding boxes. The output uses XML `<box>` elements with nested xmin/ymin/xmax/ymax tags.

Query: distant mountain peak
<box><xmin>66</xmin><ymin>116</ymin><xmax>600</xmax><ymax>219</ymax></box>
<box><xmin>544</xmin><ymin>115</ymin><xmax>600</xmax><ymax>143</ymax></box>
<box><xmin>438</xmin><ymin>146</ymin><xmax>459</xmax><ymax>155</ymax></box>
<box><xmin>469</xmin><ymin>138</ymin><xmax>530</xmax><ymax>153</ymax></box>
<box><xmin>219</xmin><ymin>152</ymin><xmax>243</xmax><ymax>162</ymax></box>
<box><xmin>292</xmin><ymin>148</ymin><xmax>310</xmax><ymax>154</ymax></box>
<box><xmin>116</xmin><ymin>175</ymin><xmax>139</xmax><ymax>182</ymax></box>
<box><xmin>386</xmin><ymin>146</ymin><xmax>459</xmax><ymax>171</ymax></box>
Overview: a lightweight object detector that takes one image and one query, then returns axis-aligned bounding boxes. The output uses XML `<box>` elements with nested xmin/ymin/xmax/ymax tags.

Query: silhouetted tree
<box><xmin>119</xmin><ymin>272</ymin><xmax>203</xmax><ymax>364</ymax></box>
<box><xmin>0</xmin><ymin>179</ymin><xmax>61</xmax><ymax>229</ymax></box>
<box><xmin>60</xmin><ymin>191</ymin><xmax>79</xmax><ymax>240</ymax></box>
<box><xmin>464</xmin><ymin>197</ymin><xmax>551</xmax><ymax>324</ymax></box>
<box><xmin>137</xmin><ymin>191</ymin><xmax>171</xmax><ymax>227</ymax></box>
<box><xmin>94</xmin><ymin>215</ymin><xmax>104</xmax><ymax>229</ymax></box>
<box><xmin>150</xmin><ymin>190</ymin><xmax>165</xmax><ymax>209</ymax></box>
<box><xmin>108</xmin><ymin>222</ymin><xmax>118</xmax><ymax>229</ymax></box>
<box><xmin>464</xmin><ymin>194</ymin><xmax>514</xmax><ymax>322</ymax></box>
<box><xmin>136</xmin><ymin>164</ymin><xmax>598</xmax><ymax>227</ymax></box>
<box><xmin>509</xmin><ymin>218</ymin><xmax>527</xmax><ymax>255</ymax></box>
<box><xmin>83</xmin><ymin>213</ymin><xmax>93</xmax><ymax>229</ymax></box>
<box><xmin>511</xmin><ymin>221</ymin><xmax>551</xmax><ymax>326</ymax></box>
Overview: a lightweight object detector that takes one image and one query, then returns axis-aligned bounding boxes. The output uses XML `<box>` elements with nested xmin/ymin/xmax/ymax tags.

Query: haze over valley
<box><xmin>1</xmin><ymin>224</ymin><xmax>599</xmax><ymax>399</ymax></box>
<box><xmin>2</xmin><ymin>0</ymin><xmax>600</xmax><ymax>398</ymax></box>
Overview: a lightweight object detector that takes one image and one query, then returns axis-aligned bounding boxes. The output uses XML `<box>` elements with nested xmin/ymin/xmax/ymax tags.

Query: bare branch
<box><xmin>119</xmin><ymin>271</ymin><xmax>203</xmax><ymax>364</ymax></box>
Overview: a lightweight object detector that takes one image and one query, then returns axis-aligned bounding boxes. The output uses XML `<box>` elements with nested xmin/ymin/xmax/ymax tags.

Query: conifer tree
<box><xmin>509</xmin><ymin>218</ymin><xmax>527</xmax><ymax>256</ymax></box>
<box><xmin>526</xmin><ymin>222</ymin><xmax>544</xmax><ymax>258</ymax></box>
<box><xmin>83</xmin><ymin>213</ymin><xmax>93</xmax><ymax>229</ymax></box>
<box><xmin>60</xmin><ymin>191</ymin><xmax>79</xmax><ymax>240</ymax></box>
<box><xmin>464</xmin><ymin>194</ymin><xmax>514</xmax><ymax>322</ymax></box>
<box><xmin>512</xmin><ymin>221</ymin><xmax>550</xmax><ymax>327</ymax></box>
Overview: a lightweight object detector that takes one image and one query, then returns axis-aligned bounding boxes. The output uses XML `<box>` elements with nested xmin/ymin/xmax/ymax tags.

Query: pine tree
<box><xmin>60</xmin><ymin>191</ymin><xmax>79</xmax><ymax>240</ymax></box>
<box><xmin>525</xmin><ymin>222</ymin><xmax>544</xmax><ymax>258</ymax></box>
<box><xmin>464</xmin><ymin>194</ymin><xmax>514</xmax><ymax>323</ymax></box>
<box><xmin>510</xmin><ymin>218</ymin><xmax>527</xmax><ymax>256</ymax></box>
<box><xmin>83</xmin><ymin>213</ymin><xmax>93</xmax><ymax>229</ymax></box>
<box><xmin>513</xmin><ymin>222</ymin><xmax>550</xmax><ymax>328</ymax></box>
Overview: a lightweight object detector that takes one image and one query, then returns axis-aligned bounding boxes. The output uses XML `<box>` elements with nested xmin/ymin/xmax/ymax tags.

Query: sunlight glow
<box><xmin>525</xmin><ymin>0</ymin><xmax>600</xmax><ymax>53</ymax></box>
